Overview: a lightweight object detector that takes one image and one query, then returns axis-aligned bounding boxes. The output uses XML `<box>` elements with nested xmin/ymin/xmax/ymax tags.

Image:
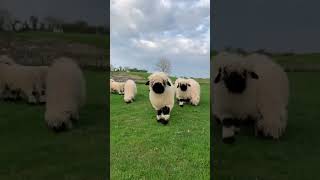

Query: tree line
<box><xmin>0</xmin><ymin>8</ymin><xmax>108</xmax><ymax>34</ymax></box>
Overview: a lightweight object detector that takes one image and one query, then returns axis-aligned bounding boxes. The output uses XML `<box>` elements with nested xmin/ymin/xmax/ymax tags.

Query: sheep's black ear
<box><xmin>177</xmin><ymin>83</ymin><xmax>180</xmax><ymax>88</ymax></box>
<box><xmin>167</xmin><ymin>80</ymin><xmax>171</xmax><ymax>86</ymax></box>
<box><xmin>249</xmin><ymin>71</ymin><xmax>259</xmax><ymax>79</ymax></box>
<box><xmin>214</xmin><ymin>68</ymin><xmax>222</xmax><ymax>83</ymax></box>
<box><xmin>187</xmin><ymin>83</ymin><xmax>191</xmax><ymax>87</ymax></box>
<box><xmin>145</xmin><ymin>81</ymin><xmax>150</xmax><ymax>85</ymax></box>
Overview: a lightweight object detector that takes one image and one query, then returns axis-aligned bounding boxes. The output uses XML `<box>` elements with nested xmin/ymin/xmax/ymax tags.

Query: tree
<box><xmin>155</xmin><ymin>57</ymin><xmax>171</xmax><ymax>74</ymax></box>
<box><xmin>29</xmin><ymin>16</ymin><xmax>38</xmax><ymax>30</ymax></box>
<box><xmin>0</xmin><ymin>9</ymin><xmax>13</xmax><ymax>31</ymax></box>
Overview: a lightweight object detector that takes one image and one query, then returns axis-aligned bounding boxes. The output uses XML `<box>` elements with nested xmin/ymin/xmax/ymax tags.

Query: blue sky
<box><xmin>111</xmin><ymin>0</ymin><xmax>210</xmax><ymax>78</ymax></box>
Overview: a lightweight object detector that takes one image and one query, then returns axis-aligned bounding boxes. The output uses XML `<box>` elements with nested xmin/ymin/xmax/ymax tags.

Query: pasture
<box><xmin>213</xmin><ymin>69</ymin><xmax>320</xmax><ymax>179</ymax></box>
<box><xmin>110</xmin><ymin>72</ymin><xmax>210</xmax><ymax>179</ymax></box>
<box><xmin>0</xmin><ymin>70</ymin><xmax>108</xmax><ymax>179</ymax></box>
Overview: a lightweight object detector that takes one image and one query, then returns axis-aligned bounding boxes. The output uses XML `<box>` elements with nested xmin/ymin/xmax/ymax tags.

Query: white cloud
<box><xmin>111</xmin><ymin>0</ymin><xmax>210</xmax><ymax>78</ymax></box>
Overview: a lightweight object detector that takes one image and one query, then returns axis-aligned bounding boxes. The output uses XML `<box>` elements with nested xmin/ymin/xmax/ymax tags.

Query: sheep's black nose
<box><xmin>152</xmin><ymin>83</ymin><xmax>165</xmax><ymax>94</ymax></box>
<box><xmin>180</xmin><ymin>84</ymin><xmax>187</xmax><ymax>91</ymax></box>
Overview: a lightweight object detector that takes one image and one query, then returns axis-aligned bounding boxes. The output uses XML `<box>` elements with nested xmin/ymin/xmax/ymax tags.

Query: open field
<box><xmin>213</xmin><ymin>71</ymin><xmax>320</xmax><ymax>179</ymax></box>
<box><xmin>0</xmin><ymin>70</ymin><xmax>108</xmax><ymax>180</ymax></box>
<box><xmin>110</xmin><ymin>72</ymin><xmax>210</xmax><ymax>179</ymax></box>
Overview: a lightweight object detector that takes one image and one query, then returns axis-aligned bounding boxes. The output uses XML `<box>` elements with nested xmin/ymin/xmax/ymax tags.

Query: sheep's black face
<box><xmin>224</xmin><ymin>71</ymin><xmax>247</xmax><ymax>94</ymax></box>
<box><xmin>152</xmin><ymin>82</ymin><xmax>165</xmax><ymax>94</ymax></box>
<box><xmin>180</xmin><ymin>84</ymin><xmax>188</xmax><ymax>91</ymax></box>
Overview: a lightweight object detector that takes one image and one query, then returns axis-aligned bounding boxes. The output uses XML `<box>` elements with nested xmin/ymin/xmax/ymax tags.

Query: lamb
<box><xmin>175</xmin><ymin>78</ymin><xmax>200</xmax><ymax>107</ymax></box>
<box><xmin>213</xmin><ymin>52</ymin><xmax>289</xmax><ymax>143</ymax></box>
<box><xmin>123</xmin><ymin>79</ymin><xmax>137</xmax><ymax>103</ymax></box>
<box><xmin>146</xmin><ymin>72</ymin><xmax>175</xmax><ymax>125</ymax></box>
<box><xmin>45</xmin><ymin>57</ymin><xmax>86</xmax><ymax>132</ymax></box>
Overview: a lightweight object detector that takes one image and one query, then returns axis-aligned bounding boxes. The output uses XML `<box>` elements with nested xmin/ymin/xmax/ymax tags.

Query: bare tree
<box><xmin>155</xmin><ymin>57</ymin><xmax>171</xmax><ymax>74</ymax></box>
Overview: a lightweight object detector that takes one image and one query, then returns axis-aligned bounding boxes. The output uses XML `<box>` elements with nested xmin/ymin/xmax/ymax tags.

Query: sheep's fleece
<box><xmin>175</xmin><ymin>78</ymin><xmax>200</xmax><ymax>106</ymax></box>
<box><xmin>147</xmin><ymin>72</ymin><xmax>175</xmax><ymax>124</ymax></box>
<box><xmin>45</xmin><ymin>57</ymin><xmax>86</xmax><ymax>131</ymax></box>
<box><xmin>124</xmin><ymin>79</ymin><xmax>137</xmax><ymax>103</ymax></box>
<box><xmin>213</xmin><ymin>52</ymin><xmax>289</xmax><ymax>141</ymax></box>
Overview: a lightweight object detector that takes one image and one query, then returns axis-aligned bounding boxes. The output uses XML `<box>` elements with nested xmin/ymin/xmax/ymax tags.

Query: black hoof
<box><xmin>257</xmin><ymin>131</ymin><xmax>273</xmax><ymax>140</ymax></box>
<box><xmin>157</xmin><ymin>119</ymin><xmax>163</xmax><ymax>123</ymax></box>
<box><xmin>223</xmin><ymin>137</ymin><xmax>235</xmax><ymax>144</ymax></box>
<box><xmin>52</xmin><ymin>123</ymin><xmax>67</xmax><ymax>133</ymax></box>
<box><xmin>126</xmin><ymin>101</ymin><xmax>131</xmax><ymax>104</ymax></box>
<box><xmin>179</xmin><ymin>104</ymin><xmax>183</xmax><ymax>107</ymax></box>
<box><xmin>161</xmin><ymin>120</ymin><xmax>169</xmax><ymax>125</ymax></box>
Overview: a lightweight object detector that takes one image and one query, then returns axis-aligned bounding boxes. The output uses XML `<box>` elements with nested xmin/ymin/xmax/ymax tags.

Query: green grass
<box><xmin>13</xmin><ymin>32</ymin><xmax>109</xmax><ymax>50</ymax></box>
<box><xmin>111</xmin><ymin>75</ymin><xmax>210</xmax><ymax>179</ymax></box>
<box><xmin>0</xmin><ymin>70</ymin><xmax>108</xmax><ymax>180</ymax></box>
<box><xmin>213</xmin><ymin>72</ymin><xmax>320</xmax><ymax>180</ymax></box>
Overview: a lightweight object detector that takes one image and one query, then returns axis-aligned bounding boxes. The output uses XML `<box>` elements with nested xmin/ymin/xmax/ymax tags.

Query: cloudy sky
<box><xmin>0</xmin><ymin>0</ymin><xmax>108</xmax><ymax>26</ymax></box>
<box><xmin>111</xmin><ymin>0</ymin><xmax>210</xmax><ymax>78</ymax></box>
<box><xmin>212</xmin><ymin>0</ymin><xmax>320</xmax><ymax>53</ymax></box>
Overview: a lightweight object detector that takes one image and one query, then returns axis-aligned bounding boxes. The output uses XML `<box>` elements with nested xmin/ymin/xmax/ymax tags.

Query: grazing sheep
<box><xmin>110</xmin><ymin>80</ymin><xmax>125</xmax><ymax>95</ymax></box>
<box><xmin>146</xmin><ymin>72</ymin><xmax>175</xmax><ymax>125</ymax></box>
<box><xmin>175</xmin><ymin>78</ymin><xmax>200</xmax><ymax>107</ymax></box>
<box><xmin>0</xmin><ymin>63</ymin><xmax>42</xmax><ymax>103</ymax></box>
<box><xmin>213</xmin><ymin>52</ymin><xmax>289</xmax><ymax>143</ymax></box>
<box><xmin>45</xmin><ymin>57</ymin><xmax>86</xmax><ymax>132</ymax></box>
<box><xmin>0</xmin><ymin>55</ymin><xmax>16</xmax><ymax>65</ymax></box>
<box><xmin>123</xmin><ymin>79</ymin><xmax>137</xmax><ymax>103</ymax></box>
<box><xmin>118</xmin><ymin>82</ymin><xmax>125</xmax><ymax>95</ymax></box>
<box><xmin>34</xmin><ymin>66</ymin><xmax>49</xmax><ymax>104</ymax></box>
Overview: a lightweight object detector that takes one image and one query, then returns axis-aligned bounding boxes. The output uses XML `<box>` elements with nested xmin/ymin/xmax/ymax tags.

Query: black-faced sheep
<box><xmin>213</xmin><ymin>52</ymin><xmax>289</xmax><ymax>143</ymax></box>
<box><xmin>175</xmin><ymin>78</ymin><xmax>200</xmax><ymax>107</ymax></box>
<box><xmin>123</xmin><ymin>79</ymin><xmax>137</xmax><ymax>103</ymax></box>
<box><xmin>45</xmin><ymin>57</ymin><xmax>86</xmax><ymax>132</ymax></box>
<box><xmin>146</xmin><ymin>72</ymin><xmax>175</xmax><ymax>125</ymax></box>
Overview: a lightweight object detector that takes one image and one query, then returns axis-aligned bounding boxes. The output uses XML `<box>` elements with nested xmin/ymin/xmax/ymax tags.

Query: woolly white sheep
<box><xmin>0</xmin><ymin>55</ymin><xmax>16</xmax><ymax>65</ymax></box>
<box><xmin>146</xmin><ymin>72</ymin><xmax>175</xmax><ymax>125</ymax></box>
<box><xmin>45</xmin><ymin>57</ymin><xmax>86</xmax><ymax>132</ymax></box>
<box><xmin>175</xmin><ymin>78</ymin><xmax>200</xmax><ymax>107</ymax></box>
<box><xmin>110</xmin><ymin>80</ymin><xmax>125</xmax><ymax>95</ymax></box>
<box><xmin>213</xmin><ymin>52</ymin><xmax>289</xmax><ymax>143</ymax></box>
<box><xmin>0</xmin><ymin>63</ymin><xmax>42</xmax><ymax>103</ymax></box>
<box><xmin>123</xmin><ymin>79</ymin><xmax>137</xmax><ymax>103</ymax></box>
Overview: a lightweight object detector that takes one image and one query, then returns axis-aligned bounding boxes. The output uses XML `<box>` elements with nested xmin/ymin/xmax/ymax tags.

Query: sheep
<box><xmin>0</xmin><ymin>63</ymin><xmax>42</xmax><ymax>103</ymax></box>
<box><xmin>110</xmin><ymin>80</ymin><xmax>125</xmax><ymax>95</ymax></box>
<box><xmin>123</xmin><ymin>79</ymin><xmax>137</xmax><ymax>103</ymax></box>
<box><xmin>146</xmin><ymin>72</ymin><xmax>175</xmax><ymax>125</ymax></box>
<box><xmin>213</xmin><ymin>52</ymin><xmax>289</xmax><ymax>143</ymax></box>
<box><xmin>175</xmin><ymin>78</ymin><xmax>200</xmax><ymax>107</ymax></box>
<box><xmin>0</xmin><ymin>56</ymin><xmax>48</xmax><ymax>103</ymax></box>
<box><xmin>45</xmin><ymin>57</ymin><xmax>86</xmax><ymax>132</ymax></box>
<box><xmin>0</xmin><ymin>55</ymin><xmax>16</xmax><ymax>65</ymax></box>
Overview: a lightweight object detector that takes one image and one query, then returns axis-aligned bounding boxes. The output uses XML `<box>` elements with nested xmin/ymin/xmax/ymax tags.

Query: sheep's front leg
<box><xmin>222</xmin><ymin>118</ymin><xmax>236</xmax><ymax>144</ymax></box>
<box><xmin>178</xmin><ymin>99</ymin><xmax>184</xmax><ymax>107</ymax></box>
<box><xmin>156</xmin><ymin>106</ymin><xmax>171</xmax><ymax>125</ymax></box>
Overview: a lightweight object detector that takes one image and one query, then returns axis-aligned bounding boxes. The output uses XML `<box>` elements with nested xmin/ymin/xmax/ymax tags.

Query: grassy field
<box><xmin>213</xmin><ymin>72</ymin><xmax>320</xmax><ymax>179</ymax></box>
<box><xmin>0</xmin><ymin>70</ymin><xmax>108</xmax><ymax>180</ymax></box>
<box><xmin>110</xmin><ymin>72</ymin><xmax>210</xmax><ymax>179</ymax></box>
<box><xmin>15</xmin><ymin>32</ymin><xmax>109</xmax><ymax>50</ymax></box>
